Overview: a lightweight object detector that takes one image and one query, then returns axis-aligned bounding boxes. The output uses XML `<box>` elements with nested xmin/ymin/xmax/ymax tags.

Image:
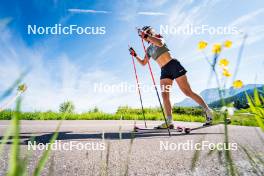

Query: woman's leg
<box><xmin>175</xmin><ymin>75</ymin><xmax>209</xmax><ymax>110</ymax></box>
<box><xmin>160</xmin><ymin>78</ymin><xmax>173</xmax><ymax>122</ymax></box>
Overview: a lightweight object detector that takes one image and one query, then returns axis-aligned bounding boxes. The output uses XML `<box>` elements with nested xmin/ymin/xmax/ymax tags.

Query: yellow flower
<box><xmin>212</xmin><ymin>43</ymin><xmax>222</xmax><ymax>54</ymax></box>
<box><xmin>219</xmin><ymin>58</ymin><xmax>229</xmax><ymax>67</ymax></box>
<box><xmin>222</xmin><ymin>68</ymin><xmax>231</xmax><ymax>77</ymax></box>
<box><xmin>224</xmin><ymin>40</ymin><xmax>232</xmax><ymax>48</ymax></box>
<box><xmin>198</xmin><ymin>41</ymin><xmax>208</xmax><ymax>50</ymax></box>
<box><xmin>18</xmin><ymin>84</ymin><xmax>27</xmax><ymax>93</ymax></box>
<box><xmin>233</xmin><ymin>80</ymin><xmax>243</xmax><ymax>88</ymax></box>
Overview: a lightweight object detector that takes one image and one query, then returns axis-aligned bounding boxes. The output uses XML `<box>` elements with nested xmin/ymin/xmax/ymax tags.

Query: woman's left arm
<box><xmin>146</xmin><ymin>36</ymin><xmax>164</xmax><ymax>47</ymax></box>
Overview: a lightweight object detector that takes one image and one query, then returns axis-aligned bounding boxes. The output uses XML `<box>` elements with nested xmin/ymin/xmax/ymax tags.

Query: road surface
<box><xmin>0</xmin><ymin>120</ymin><xmax>263</xmax><ymax>176</ymax></box>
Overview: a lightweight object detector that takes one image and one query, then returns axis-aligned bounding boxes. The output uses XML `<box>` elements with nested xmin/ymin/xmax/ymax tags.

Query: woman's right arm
<box><xmin>129</xmin><ymin>47</ymin><xmax>149</xmax><ymax>66</ymax></box>
<box><xmin>135</xmin><ymin>55</ymin><xmax>149</xmax><ymax>66</ymax></box>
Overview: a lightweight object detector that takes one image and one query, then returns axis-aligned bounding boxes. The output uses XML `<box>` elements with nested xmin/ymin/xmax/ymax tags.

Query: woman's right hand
<box><xmin>129</xmin><ymin>46</ymin><xmax>148</xmax><ymax>66</ymax></box>
<box><xmin>129</xmin><ymin>47</ymin><xmax>137</xmax><ymax>57</ymax></box>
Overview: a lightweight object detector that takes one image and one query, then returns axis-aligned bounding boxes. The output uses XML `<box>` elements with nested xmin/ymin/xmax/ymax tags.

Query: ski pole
<box><xmin>140</xmin><ymin>38</ymin><xmax>171</xmax><ymax>136</ymax></box>
<box><xmin>129</xmin><ymin>46</ymin><xmax>147</xmax><ymax>128</ymax></box>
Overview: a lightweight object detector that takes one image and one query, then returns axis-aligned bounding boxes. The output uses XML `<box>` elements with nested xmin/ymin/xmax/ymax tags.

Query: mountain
<box><xmin>209</xmin><ymin>87</ymin><xmax>264</xmax><ymax>108</ymax></box>
<box><xmin>175</xmin><ymin>84</ymin><xmax>263</xmax><ymax>107</ymax></box>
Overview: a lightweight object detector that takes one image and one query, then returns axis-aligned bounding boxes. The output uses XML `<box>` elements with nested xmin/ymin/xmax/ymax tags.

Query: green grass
<box><xmin>231</xmin><ymin>114</ymin><xmax>260</xmax><ymax>126</ymax></box>
<box><xmin>0</xmin><ymin>98</ymin><xmax>61</xmax><ymax>176</ymax></box>
<box><xmin>0</xmin><ymin>107</ymin><xmax>263</xmax><ymax>127</ymax></box>
<box><xmin>246</xmin><ymin>89</ymin><xmax>264</xmax><ymax>131</ymax></box>
<box><xmin>0</xmin><ymin>110</ymin><xmax>204</xmax><ymax>121</ymax></box>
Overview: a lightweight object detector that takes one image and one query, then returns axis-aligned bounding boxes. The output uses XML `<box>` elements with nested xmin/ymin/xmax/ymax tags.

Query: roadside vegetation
<box><xmin>0</xmin><ymin>106</ymin><xmax>263</xmax><ymax>127</ymax></box>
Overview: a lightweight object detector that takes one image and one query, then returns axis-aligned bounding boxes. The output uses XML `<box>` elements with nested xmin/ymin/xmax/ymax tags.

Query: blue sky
<box><xmin>0</xmin><ymin>0</ymin><xmax>264</xmax><ymax>112</ymax></box>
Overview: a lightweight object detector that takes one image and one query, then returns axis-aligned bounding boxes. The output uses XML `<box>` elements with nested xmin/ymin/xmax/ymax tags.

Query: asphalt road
<box><xmin>0</xmin><ymin>120</ymin><xmax>264</xmax><ymax>176</ymax></box>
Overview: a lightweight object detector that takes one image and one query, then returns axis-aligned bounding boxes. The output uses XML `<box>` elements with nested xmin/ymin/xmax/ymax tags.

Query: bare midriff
<box><xmin>155</xmin><ymin>51</ymin><xmax>173</xmax><ymax>68</ymax></box>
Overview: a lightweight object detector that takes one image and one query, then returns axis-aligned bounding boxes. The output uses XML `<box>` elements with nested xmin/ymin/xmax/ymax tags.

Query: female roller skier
<box><xmin>129</xmin><ymin>26</ymin><xmax>213</xmax><ymax>129</ymax></box>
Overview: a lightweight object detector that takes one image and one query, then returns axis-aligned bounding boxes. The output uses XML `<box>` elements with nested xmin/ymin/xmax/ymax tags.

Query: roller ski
<box><xmin>183</xmin><ymin>118</ymin><xmax>231</xmax><ymax>134</ymax></box>
<box><xmin>134</xmin><ymin>122</ymin><xmax>184</xmax><ymax>133</ymax></box>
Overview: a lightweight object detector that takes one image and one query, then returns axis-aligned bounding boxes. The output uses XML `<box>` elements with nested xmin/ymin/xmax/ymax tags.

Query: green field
<box><xmin>0</xmin><ymin>106</ymin><xmax>261</xmax><ymax>127</ymax></box>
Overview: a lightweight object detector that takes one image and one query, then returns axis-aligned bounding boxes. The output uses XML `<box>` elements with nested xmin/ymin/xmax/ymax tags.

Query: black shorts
<box><xmin>160</xmin><ymin>59</ymin><xmax>187</xmax><ymax>80</ymax></box>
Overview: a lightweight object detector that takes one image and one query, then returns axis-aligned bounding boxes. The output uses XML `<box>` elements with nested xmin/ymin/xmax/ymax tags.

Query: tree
<box><xmin>92</xmin><ymin>106</ymin><xmax>99</xmax><ymax>113</ymax></box>
<box><xmin>59</xmin><ymin>101</ymin><xmax>75</xmax><ymax>113</ymax></box>
<box><xmin>234</xmin><ymin>100</ymin><xmax>242</xmax><ymax>109</ymax></box>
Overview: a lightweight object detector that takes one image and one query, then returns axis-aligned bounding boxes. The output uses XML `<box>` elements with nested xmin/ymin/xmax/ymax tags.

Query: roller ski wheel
<box><xmin>184</xmin><ymin>128</ymin><xmax>191</xmax><ymax>134</ymax></box>
<box><xmin>176</xmin><ymin>126</ymin><xmax>183</xmax><ymax>132</ymax></box>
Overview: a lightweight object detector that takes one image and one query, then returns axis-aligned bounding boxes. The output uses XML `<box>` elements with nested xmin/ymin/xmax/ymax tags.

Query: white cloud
<box><xmin>227</xmin><ymin>7</ymin><xmax>264</xmax><ymax>45</ymax></box>
<box><xmin>68</xmin><ymin>9</ymin><xmax>111</xmax><ymax>14</ymax></box>
<box><xmin>0</xmin><ymin>24</ymin><xmax>136</xmax><ymax>113</ymax></box>
<box><xmin>230</xmin><ymin>8</ymin><xmax>264</xmax><ymax>26</ymax></box>
<box><xmin>137</xmin><ymin>12</ymin><xmax>167</xmax><ymax>16</ymax></box>
<box><xmin>145</xmin><ymin>0</ymin><xmax>168</xmax><ymax>7</ymax></box>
